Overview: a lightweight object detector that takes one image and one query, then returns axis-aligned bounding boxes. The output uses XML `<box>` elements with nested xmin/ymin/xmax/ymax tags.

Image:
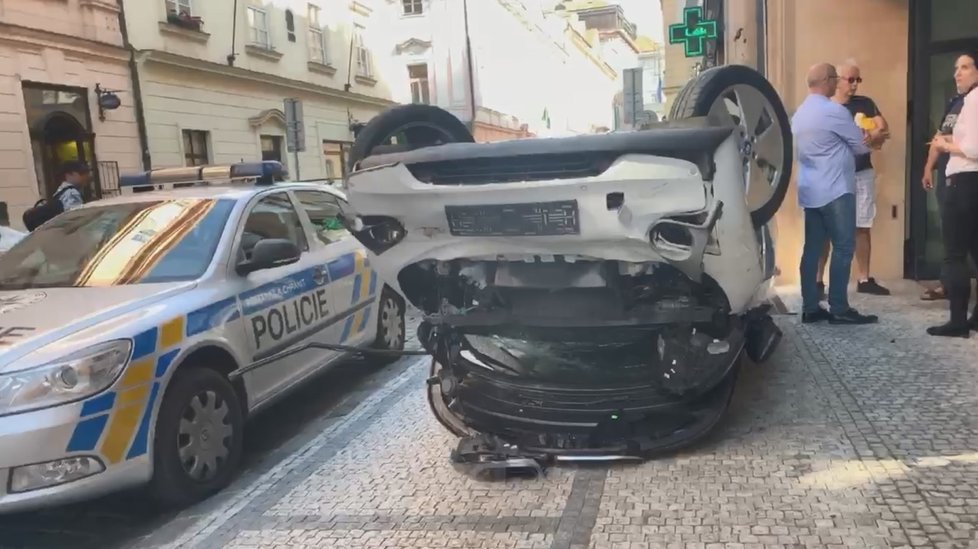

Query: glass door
<box><xmin>907</xmin><ymin>0</ymin><xmax>978</xmax><ymax>279</ymax></box>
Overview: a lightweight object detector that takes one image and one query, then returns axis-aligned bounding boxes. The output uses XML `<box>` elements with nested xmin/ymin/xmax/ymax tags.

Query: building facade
<box><xmin>658</xmin><ymin>0</ymin><xmax>977</xmax><ymax>286</ymax></box>
<box><xmin>0</xmin><ymin>0</ymin><xmax>142</xmax><ymax>228</ymax></box>
<box><xmin>559</xmin><ymin>2</ymin><xmax>664</xmax><ymax>129</ymax></box>
<box><xmin>122</xmin><ymin>0</ymin><xmax>398</xmax><ymax>183</ymax></box>
<box><xmin>386</xmin><ymin>0</ymin><xmax>619</xmax><ymax>142</ymax></box>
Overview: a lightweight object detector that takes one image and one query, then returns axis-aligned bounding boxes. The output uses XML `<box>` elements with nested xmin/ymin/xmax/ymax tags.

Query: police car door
<box><xmin>291</xmin><ymin>189</ymin><xmax>378</xmax><ymax>348</ymax></box>
<box><xmin>231</xmin><ymin>190</ymin><xmax>331</xmax><ymax>405</ymax></box>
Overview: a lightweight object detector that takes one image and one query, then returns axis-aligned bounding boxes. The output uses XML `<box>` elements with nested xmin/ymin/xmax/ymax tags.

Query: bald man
<box><xmin>792</xmin><ymin>63</ymin><xmax>878</xmax><ymax>325</ymax></box>
<box><xmin>815</xmin><ymin>61</ymin><xmax>891</xmax><ymax>298</ymax></box>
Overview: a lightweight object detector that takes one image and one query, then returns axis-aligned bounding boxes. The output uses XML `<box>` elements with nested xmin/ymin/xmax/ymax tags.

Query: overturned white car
<box><xmin>342</xmin><ymin>65</ymin><xmax>791</xmax><ymax>471</ymax></box>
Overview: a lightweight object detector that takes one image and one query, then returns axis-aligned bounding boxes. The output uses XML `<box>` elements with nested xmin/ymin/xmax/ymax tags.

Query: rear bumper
<box><xmin>348</xmin><ymin>154</ymin><xmax>717</xmax><ymax>268</ymax></box>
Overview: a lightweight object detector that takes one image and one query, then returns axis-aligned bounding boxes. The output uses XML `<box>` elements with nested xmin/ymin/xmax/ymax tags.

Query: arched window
<box><xmin>285</xmin><ymin>9</ymin><xmax>296</xmax><ymax>42</ymax></box>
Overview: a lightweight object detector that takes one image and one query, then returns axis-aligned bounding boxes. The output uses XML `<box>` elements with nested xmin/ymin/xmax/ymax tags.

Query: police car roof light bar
<box><xmin>119</xmin><ymin>160</ymin><xmax>287</xmax><ymax>190</ymax></box>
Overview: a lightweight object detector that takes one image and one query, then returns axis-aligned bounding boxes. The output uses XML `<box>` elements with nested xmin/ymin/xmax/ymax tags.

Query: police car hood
<box><xmin>0</xmin><ymin>283</ymin><xmax>193</xmax><ymax>372</ymax></box>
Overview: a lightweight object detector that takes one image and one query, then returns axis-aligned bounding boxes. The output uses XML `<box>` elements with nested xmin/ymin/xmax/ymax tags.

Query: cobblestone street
<box><xmin>85</xmin><ymin>283</ymin><xmax>974</xmax><ymax>549</ymax></box>
<box><xmin>5</xmin><ymin>286</ymin><xmax>978</xmax><ymax>549</ymax></box>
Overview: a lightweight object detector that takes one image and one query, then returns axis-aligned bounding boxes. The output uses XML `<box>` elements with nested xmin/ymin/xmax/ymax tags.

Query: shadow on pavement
<box><xmin>0</xmin><ymin>356</ymin><xmax>413</xmax><ymax>549</ymax></box>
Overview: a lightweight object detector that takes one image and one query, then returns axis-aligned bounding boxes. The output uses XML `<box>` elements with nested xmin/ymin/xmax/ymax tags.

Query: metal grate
<box><xmin>97</xmin><ymin>160</ymin><xmax>120</xmax><ymax>197</ymax></box>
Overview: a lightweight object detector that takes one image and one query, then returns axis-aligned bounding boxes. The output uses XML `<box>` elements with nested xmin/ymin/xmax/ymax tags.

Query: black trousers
<box><xmin>941</xmin><ymin>171</ymin><xmax>978</xmax><ymax>324</ymax></box>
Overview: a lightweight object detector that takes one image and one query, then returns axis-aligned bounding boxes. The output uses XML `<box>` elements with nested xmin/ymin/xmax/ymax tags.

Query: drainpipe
<box><xmin>228</xmin><ymin>0</ymin><xmax>239</xmax><ymax>66</ymax></box>
<box><xmin>116</xmin><ymin>0</ymin><xmax>151</xmax><ymax>169</ymax></box>
<box><xmin>462</xmin><ymin>0</ymin><xmax>477</xmax><ymax>133</ymax></box>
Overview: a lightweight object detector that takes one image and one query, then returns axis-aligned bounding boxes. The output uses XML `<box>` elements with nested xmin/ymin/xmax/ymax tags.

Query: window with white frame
<box><xmin>308</xmin><ymin>4</ymin><xmax>327</xmax><ymax>64</ymax></box>
<box><xmin>354</xmin><ymin>25</ymin><xmax>371</xmax><ymax>77</ymax></box>
<box><xmin>166</xmin><ymin>0</ymin><xmax>192</xmax><ymax>16</ymax></box>
<box><xmin>247</xmin><ymin>6</ymin><xmax>271</xmax><ymax>48</ymax></box>
<box><xmin>408</xmin><ymin>64</ymin><xmax>429</xmax><ymax>104</ymax></box>
<box><xmin>402</xmin><ymin>0</ymin><xmax>423</xmax><ymax>15</ymax></box>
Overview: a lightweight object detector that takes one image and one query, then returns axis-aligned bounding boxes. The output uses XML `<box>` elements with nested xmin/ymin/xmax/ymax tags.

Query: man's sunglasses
<box><xmin>844</xmin><ymin>77</ymin><xmax>863</xmax><ymax>84</ymax></box>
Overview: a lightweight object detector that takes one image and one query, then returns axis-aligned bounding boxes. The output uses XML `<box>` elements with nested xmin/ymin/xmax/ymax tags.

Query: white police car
<box><xmin>0</xmin><ymin>161</ymin><xmax>406</xmax><ymax>512</ymax></box>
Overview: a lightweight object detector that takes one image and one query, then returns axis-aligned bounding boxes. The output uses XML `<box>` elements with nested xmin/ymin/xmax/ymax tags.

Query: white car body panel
<box><xmin>347</xmin><ymin>132</ymin><xmax>773</xmax><ymax>316</ymax></box>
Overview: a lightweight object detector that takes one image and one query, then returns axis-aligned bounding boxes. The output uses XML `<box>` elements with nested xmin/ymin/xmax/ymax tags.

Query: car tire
<box><xmin>149</xmin><ymin>367</ymin><xmax>244</xmax><ymax>509</ymax></box>
<box><xmin>371</xmin><ymin>287</ymin><xmax>406</xmax><ymax>364</ymax></box>
<box><xmin>669</xmin><ymin>64</ymin><xmax>793</xmax><ymax>227</ymax></box>
<box><xmin>349</xmin><ymin>104</ymin><xmax>474</xmax><ymax>168</ymax></box>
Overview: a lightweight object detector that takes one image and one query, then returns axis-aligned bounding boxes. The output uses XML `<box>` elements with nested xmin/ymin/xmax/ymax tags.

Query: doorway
<box><xmin>907</xmin><ymin>0</ymin><xmax>978</xmax><ymax>280</ymax></box>
<box><xmin>22</xmin><ymin>83</ymin><xmax>102</xmax><ymax>200</ymax></box>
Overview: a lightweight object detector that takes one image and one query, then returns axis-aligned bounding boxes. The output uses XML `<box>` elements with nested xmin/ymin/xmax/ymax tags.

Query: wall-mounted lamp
<box><xmin>94</xmin><ymin>84</ymin><xmax>122</xmax><ymax>121</ymax></box>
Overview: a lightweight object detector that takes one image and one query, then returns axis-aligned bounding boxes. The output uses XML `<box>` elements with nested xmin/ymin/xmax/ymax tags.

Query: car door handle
<box><xmin>312</xmin><ymin>266</ymin><xmax>327</xmax><ymax>285</ymax></box>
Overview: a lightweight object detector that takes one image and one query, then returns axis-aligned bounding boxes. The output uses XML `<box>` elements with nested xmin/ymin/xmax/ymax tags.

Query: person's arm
<box><xmin>868</xmin><ymin>99</ymin><xmax>889</xmax><ymax>147</ymax></box>
<box><xmin>829</xmin><ymin>106</ymin><xmax>872</xmax><ymax>155</ymax></box>
<box><xmin>922</xmin><ymin>134</ymin><xmax>941</xmax><ymax>189</ymax></box>
<box><xmin>59</xmin><ymin>188</ymin><xmax>84</xmax><ymax>211</ymax></box>
<box><xmin>943</xmin><ymin>90</ymin><xmax>978</xmax><ymax>159</ymax></box>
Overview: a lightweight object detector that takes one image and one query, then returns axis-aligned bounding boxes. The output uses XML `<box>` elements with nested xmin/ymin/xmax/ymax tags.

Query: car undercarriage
<box><xmin>341</xmin><ymin>64</ymin><xmax>792</xmax><ymax>475</ymax></box>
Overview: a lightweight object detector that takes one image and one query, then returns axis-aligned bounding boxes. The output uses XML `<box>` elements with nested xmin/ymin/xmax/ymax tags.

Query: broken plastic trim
<box><xmin>227</xmin><ymin>342</ymin><xmax>431</xmax><ymax>381</ymax></box>
<box><xmin>648</xmin><ymin>198</ymin><xmax>723</xmax><ymax>283</ymax></box>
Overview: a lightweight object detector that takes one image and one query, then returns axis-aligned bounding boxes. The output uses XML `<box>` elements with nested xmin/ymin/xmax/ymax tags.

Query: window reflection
<box><xmin>0</xmin><ymin>199</ymin><xmax>235</xmax><ymax>289</ymax></box>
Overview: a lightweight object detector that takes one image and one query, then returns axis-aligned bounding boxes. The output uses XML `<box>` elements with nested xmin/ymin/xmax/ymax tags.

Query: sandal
<box><xmin>921</xmin><ymin>286</ymin><xmax>947</xmax><ymax>301</ymax></box>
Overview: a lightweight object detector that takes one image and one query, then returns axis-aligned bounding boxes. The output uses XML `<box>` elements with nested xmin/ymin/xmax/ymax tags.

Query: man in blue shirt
<box><xmin>791</xmin><ymin>63</ymin><xmax>878</xmax><ymax>324</ymax></box>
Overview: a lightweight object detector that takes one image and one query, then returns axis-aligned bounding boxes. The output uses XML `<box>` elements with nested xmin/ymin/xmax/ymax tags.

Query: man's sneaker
<box><xmin>802</xmin><ymin>306</ymin><xmax>832</xmax><ymax>324</ymax></box>
<box><xmin>857</xmin><ymin>278</ymin><xmax>891</xmax><ymax>295</ymax></box>
<box><xmin>829</xmin><ymin>308</ymin><xmax>879</xmax><ymax>325</ymax></box>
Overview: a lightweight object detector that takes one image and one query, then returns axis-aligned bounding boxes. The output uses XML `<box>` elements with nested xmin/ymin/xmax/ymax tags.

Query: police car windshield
<box><xmin>0</xmin><ymin>198</ymin><xmax>235</xmax><ymax>289</ymax></box>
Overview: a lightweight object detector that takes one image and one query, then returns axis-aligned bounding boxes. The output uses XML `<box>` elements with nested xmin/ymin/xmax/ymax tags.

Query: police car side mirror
<box><xmin>236</xmin><ymin>238</ymin><xmax>301</xmax><ymax>276</ymax></box>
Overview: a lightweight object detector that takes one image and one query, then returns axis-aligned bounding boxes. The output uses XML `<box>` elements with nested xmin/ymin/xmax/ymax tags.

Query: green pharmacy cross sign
<box><xmin>669</xmin><ymin>6</ymin><xmax>718</xmax><ymax>58</ymax></box>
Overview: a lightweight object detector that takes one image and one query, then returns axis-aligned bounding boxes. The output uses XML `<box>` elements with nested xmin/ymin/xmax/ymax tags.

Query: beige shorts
<box><xmin>855</xmin><ymin>168</ymin><xmax>876</xmax><ymax>228</ymax></box>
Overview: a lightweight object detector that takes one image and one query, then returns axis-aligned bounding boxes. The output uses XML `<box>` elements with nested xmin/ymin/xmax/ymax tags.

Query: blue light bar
<box><xmin>120</xmin><ymin>173</ymin><xmax>152</xmax><ymax>187</ymax></box>
<box><xmin>118</xmin><ymin>160</ymin><xmax>287</xmax><ymax>187</ymax></box>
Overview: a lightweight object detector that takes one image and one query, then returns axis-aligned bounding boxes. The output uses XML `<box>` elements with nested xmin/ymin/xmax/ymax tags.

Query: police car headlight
<box><xmin>0</xmin><ymin>340</ymin><xmax>131</xmax><ymax>416</ymax></box>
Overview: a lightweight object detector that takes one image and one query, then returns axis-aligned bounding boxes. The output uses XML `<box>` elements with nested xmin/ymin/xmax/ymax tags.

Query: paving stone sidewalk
<box><xmin>137</xmin><ymin>285</ymin><xmax>978</xmax><ymax>549</ymax></box>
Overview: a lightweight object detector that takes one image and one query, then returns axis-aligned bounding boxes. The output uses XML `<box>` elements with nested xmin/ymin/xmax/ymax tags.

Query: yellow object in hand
<box><xmin>854</xmin><ymin>112</ymin><xmax>876</xmax><ymax>131</ymax></box>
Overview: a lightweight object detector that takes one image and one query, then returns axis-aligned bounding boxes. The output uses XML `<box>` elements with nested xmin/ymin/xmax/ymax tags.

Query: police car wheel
<box><xmin>149</xmin><ymin>367</ymin><xmax>244</xmax><ymax>508</ymax></box>
<box><xmin>372</xmin><ymin>289</ymin><xmax>405</xmax><ymax>359</ymax></box>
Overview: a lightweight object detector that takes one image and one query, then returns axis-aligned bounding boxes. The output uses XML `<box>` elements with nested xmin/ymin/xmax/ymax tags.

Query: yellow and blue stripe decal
<box><xmin>64</xmin><ymin>249</ymin><xmax>374</xmax><ymax>460</ymax></box>
<box><xmin>341</xmin><ymin>251</ymin><xmax>378</xmax><ymax>343</ymax></box>
<box><xmin>65</xmin><ymin>317</ymin><xmax>184</xmax><ymax>463</ymax></box>
<box><xmin>186</xmin><ymin>297</ymin><xmax>240</xmax><ymax>337</ymax></box>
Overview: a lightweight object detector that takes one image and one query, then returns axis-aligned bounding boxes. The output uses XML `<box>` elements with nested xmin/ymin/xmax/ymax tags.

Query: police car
<box><xmin>0</xmin><ymin>161</ymin><xmax>406</xmax><ymax>512</ymax></box>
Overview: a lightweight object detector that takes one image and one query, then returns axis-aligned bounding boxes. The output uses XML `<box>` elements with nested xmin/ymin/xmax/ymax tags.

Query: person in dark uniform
<box><xmin>920</xmin><ymin>86</ymin><xmax>971</xmax><ymax>301</ymax></box>
<box><xmin>816</xmin><ymin>61</ymin><xmax>891</xmax><ymax>299</ymax></box>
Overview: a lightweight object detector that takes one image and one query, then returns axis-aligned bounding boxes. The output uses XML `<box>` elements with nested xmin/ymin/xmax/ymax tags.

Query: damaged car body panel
<box><xmin>342</xmin><ymin>65</ymin><xmax>791</xmax><ymax>469</ymax></box>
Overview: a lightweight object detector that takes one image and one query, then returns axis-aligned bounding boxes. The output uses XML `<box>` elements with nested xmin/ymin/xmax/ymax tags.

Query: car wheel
<box><xmin>669</xmin><ymin>64</ymin><xmax>793</xmax><ymax>227</ymax></box>
<box><xmin>149</xmin><ymin>367</ymin><xmax>244</xmax><ymax>509</ymax></box>
<box><xmin>371</xmin><ymin>288</ymin><xmax>406</xmax><ymax>362</ymax></box>
<box><xmin>349</xmin><ymin>104</ymin><xmax>474</xmax><ymax>168</ymax></box>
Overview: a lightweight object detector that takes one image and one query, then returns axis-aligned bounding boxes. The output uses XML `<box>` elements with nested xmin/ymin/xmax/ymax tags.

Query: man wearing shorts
<box><xmin>816</xmin><ymin>61</ymin><xmax>891</xmax><ymax>297</ymax></box>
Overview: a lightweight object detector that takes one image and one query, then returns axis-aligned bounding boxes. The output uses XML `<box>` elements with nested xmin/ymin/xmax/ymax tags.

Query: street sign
<box><xmin>622</xmin><ymin>67</ymin><xmax>644</xmax><ymax>127</ymax></box>
<box><xmin>284</xmin><ymin>98</ymin><xmax>306</xmax><ymax>153</ymax></box>
<box><xmin>668</xmin><ymin>6</ymin><xmax>717</xmax><ymax>58</ymax></box>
